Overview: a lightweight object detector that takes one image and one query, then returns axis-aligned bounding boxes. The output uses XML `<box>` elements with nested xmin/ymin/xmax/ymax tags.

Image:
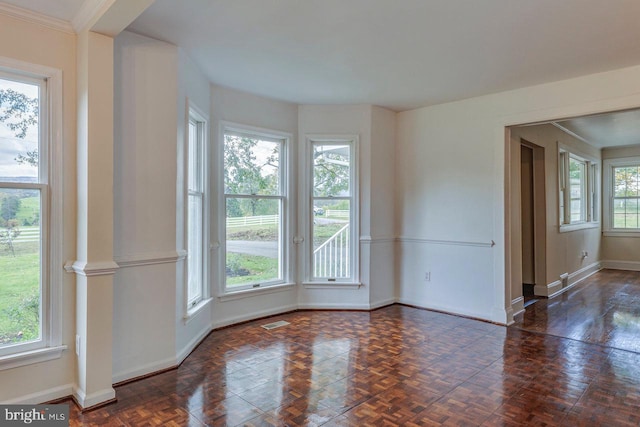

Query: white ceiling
<box><xmin>4</xmin><ymin>1</ymin><xmax>640</xmax><ymax>148</ymax></box>
<box><xmin>555</xmin><ymin>110</ymin><xmax>640</xmax><ymax>149</ymax></box>
<box><xmin>127</xmin><ymin>0</ymin><xmax>640</xmax><ymax>112</ymax></box>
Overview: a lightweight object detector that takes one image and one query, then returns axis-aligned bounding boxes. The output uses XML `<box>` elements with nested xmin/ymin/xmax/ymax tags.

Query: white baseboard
<box><xmin>396</xmin><ymin>298</ymin><xmax>491</xmax><ymax>323</ymax></box>
<box><xmin>370</xmin><ymin>297</ymin><xmax>397</xmax><ymax>310</ymax></box>
<box><xmin>534</xmin><ymin>280</ymin><xmax>561</xmax><ymax>297</ymax></box>
<box><xmin>212</xmin><ymin>304</ymin><xmax>298</xmax><ymax>329</ymax></box>
<box><xmin>511</xmin><ymin>296</ymin><xmax>524</xmax><ymax>318</ymax></box>
<box><xmin>112</xmin><ymin>356</ymin><xmax>177</xmax><ymax>384</ymax></box>
<box><xmin>601</xmin><ymin>260</ymin><xmax>640</xmax><ymax>271</ymax></box>
<box><xmin>73</xmin><ymin>385</ymin><xmax>115</xmax><ymax>409</ymax></box>
<box><xmin>176</xmin><ymin>325</ymin><xmax>213</xmax><ymax>365</ymax></box>
<box><xmin>1</xmin><ymin>383</ymin><xmax>73</xmax><ymax>405</ymax></box>
<box><xmin>548</xmin><ymin>262</ymin><xmax>601</xmax><ymax>299</ymax></box>
<box><xmin>297</xmin><ymin>302</ymin><xmax>372</xmax><ymax>310</ymax></box>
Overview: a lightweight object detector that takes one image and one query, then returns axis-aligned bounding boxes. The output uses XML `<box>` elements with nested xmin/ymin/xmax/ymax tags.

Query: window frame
<box><xmin>184</xmin><ymin>103</ymin><xmax>210</xmax><ymax>318</ymax></box>
<box><xmin>558</xmin><ymin>145</ymin><xmax>599</xmax><ymax>233</ymax></box>
<box><xmin>303</xmin><ymin>135</ymin><xmax>360</xmax><ymax>286</ymax></box>
<box><xmin>0</xmin><ymin>58</ymin><xmax>64</xmax><ymax>369</ymax></box>
<box><xmin>603</xmin><ymin>156</ymin><xmax>640</xmax><ymax>236</ymax></box>
<box><xmin>219</xmin><ymin>122</ymin><xmax>292</xmax><ymax>296</ymax></box>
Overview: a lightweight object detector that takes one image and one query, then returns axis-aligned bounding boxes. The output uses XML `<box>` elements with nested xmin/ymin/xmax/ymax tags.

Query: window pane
<box><xmin>188</xmin><ymin>120</ymin><xmax>200</xmax><ymax>192</ymax></box>
<box><xmin>0</xmin><ymin>188</ymin><xmax>41</xmax><ymax>347</ymax></box>
<box><xmin>312</xmin><ymin>200</ymin><xmax>350</xmax><ymax>278</ymax></box>
<box><xmin>558</xmin><ymin>152</ymin><xmax>566</xmax><ymax>224</ymax></box>
<box><xmin>226</xmin><ymin>197</ymin><xmax>281</xmax><ymax>287</ymax></box>
<box><xmin>591</xmin><ymin>164</ymin><xmax>599</xmax><ymax>222</ymax></box>
<box><xmin>187</xmin><ymin>194</ymin><xmax>203</xmax><ymax>304</ymax></box>
<box><xmin>224</xmin><ymin>134</ymin><xmax>280</xmax><ymax>196</ymax></box>
<box><xmin>569</xmin><ymin>158</ymin><xmax>585</xmax><ymax>222</ymax></box>
<box><xmin>0</xmin><ymin>78</ymin><xmax>39</xmax><ymax>179</ymax></box>
<box><xmin>614</xmin><ymin>166</ymin><xmax>639</xmax><ymax>198</ymax></box>
<box><xmin>313</xmin><ymin>144</ymin><xmax>350</xmax><ymax>197</ymax></box>
<box><xmin>614</xmin><ymin>197</ymin><xmax>640</xmax><ymax>229</ymax></box>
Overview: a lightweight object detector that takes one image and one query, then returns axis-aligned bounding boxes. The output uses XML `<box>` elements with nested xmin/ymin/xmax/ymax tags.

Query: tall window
<box><xmin>223</xmin><ymin>128</ymin><xmax>287</xmax><ymax>292</ymax></box>
<box><xmin>603</xmin><ymin>157</ymin><xmax>640</xmax><ymax>233</ymax></box>
<box><xmin>186</xmin><ymin>109</ymin><xmax>207</xmax><ymax>309</ymax></box>
<box><xmin>569</xmin><ymin>156</ymin><xmax>586</xmax><ymax>222</ymax></box>
<box><xmin>558</xmin><ymin>148</ymin><xmax>598</xmax><ymax>229</ymax></box>
<box><xmin>307</xmin><ymin>138</ymin><xmax>358</xmax><ymax>283</ymax></box>
<box><xmin>0</xmin><ymin>64</ymin><xmax>62</xmax><ymax>363</ymax></box>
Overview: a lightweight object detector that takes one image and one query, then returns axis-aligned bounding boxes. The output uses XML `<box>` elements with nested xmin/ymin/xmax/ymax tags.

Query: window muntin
<box><xmin>308</xmin><ymin>140</ymin><xmax>357</xmax><ymax>283</ymax></box>
<box><xmin>187</xmin><ymin>112</ymin><xmax>206</xmax><ymax>309</ymax></box>
<box><xmin>558</xmin><ymin>147</ymin><xmax>598</xmax><ymax>229</ymax></box>
<box><xmin>0</xmin><ymin>73</ymin><xmax>47</xmax><ymax>356</ymax></box>
<box><xmin>223</xmin><ymin>131</ymin><xmax>285</xmax><ymax>292</ymax></box>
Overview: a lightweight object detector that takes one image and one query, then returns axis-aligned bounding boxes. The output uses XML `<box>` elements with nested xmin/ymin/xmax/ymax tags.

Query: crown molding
<box><xmin>71</xmin><ymin>0</ymin><xmax>114</xmax><ymax>34</ymax></box>
<box><xmin>0</xmin><ymin>2</ymin><xmax>74</xmax><ymax>34</ymax></box>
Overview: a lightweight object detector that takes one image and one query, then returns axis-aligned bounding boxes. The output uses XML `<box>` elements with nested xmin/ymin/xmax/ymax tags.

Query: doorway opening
<box><xmin>519</xmin><ymin>140</ymin><xmax>546</xmax><ymax>307</ymax></box>
<box><xmin>507</xmin><ymin>131</ymin><xmax>548</xmax><ymax>316</ymax></box>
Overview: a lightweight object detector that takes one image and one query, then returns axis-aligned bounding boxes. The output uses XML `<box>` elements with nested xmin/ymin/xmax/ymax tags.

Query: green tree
<box><xmin>224</xmin><ymin>135</ymin><xmax>279</xmax><ymax>216</ymax></box>
<box><xmin>614</xmin><ymin>166</ymin><xmax>639</xmax><ymax>197</ymax></box>
<box><xmin>313</xmin><ymin>145</ymin><xmax>350</xmax><ymax>197</ymax></box>
<box><xmin>1</xmin><ymin>195</ymin><xmax>21</xmax><ymax>223</ymax></box>
<box><xmin>0</xmin><ymin>88</ymin><xmax>39</xmax><ymax>166</ymax></box>
<box><xmin>0</xmin><ymin>219</ymin><xmax>21</xmax><ymax>256</ymax></box>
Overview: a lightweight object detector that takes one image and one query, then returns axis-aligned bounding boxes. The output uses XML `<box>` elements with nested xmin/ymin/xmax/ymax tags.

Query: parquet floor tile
<box><xmin>63</xmin><ymin>269</ymin><xmax>640</xmax><ymax>426</ymax></box>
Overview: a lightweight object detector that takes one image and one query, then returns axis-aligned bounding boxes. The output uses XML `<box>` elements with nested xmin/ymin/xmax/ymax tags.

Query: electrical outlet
<box><xmin>425</xmin><ymin>271</ymin><xmax>431</xmax><ymax>282</ymax></box>
<box><xmin>75</xmin><ymin>335</ymin><xmax>80</xmax><ymax>356</ymax></box>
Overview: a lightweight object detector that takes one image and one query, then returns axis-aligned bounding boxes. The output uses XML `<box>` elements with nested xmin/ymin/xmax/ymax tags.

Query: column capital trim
<box><xmin>65</xmin><ymin>260</ymin><xmax>119</xmax><ymax>276</ymax></box>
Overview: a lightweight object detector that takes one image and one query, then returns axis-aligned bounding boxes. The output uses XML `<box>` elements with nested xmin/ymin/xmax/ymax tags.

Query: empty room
<box><xmin>1</xmin><ymin>1</ymin><xmax>640</xmax><ymax>426</ymax></box>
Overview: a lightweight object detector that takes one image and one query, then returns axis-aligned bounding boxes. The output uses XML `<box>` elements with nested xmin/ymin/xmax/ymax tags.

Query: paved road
<box><xmin>227</xmin><ymin>240</ymin><xmax>278</xmax><ymax>258</ymax></box>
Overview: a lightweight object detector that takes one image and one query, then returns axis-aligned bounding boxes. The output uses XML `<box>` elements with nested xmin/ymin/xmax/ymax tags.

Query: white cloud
<box><xmin>0</xmin><ymin>78</ymin><xmax>39</xmax><ymax>178</ymax></box>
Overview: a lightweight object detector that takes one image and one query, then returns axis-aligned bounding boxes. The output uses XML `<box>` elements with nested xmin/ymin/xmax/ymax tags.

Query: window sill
<box><xmin>218</xmin><ymin>283</ymin><xmax>296</xmax><ymax>302</ymax></box>
<box><xmin>603</xmin><ymin>230</ymin><xmax>640</xmax><ymax>238</ymax></box>
<box><xmin>559</xmin><ymin>222</ymin><xmax>599</xmax><ymax>233</ymax></box>
<box><xmin>302</xmin><ymin>282</ymin><xmax>363</xmax><ymax>289</ymax></box>
<box><xmin>0</xmin><ymin>345</ymin><xmax>67</xmax><ymax>371</ymax></box>
<box><xmin>183</xmin><ymin>297</ymin><xmax>213</xmax><ymax>324</ymax></box>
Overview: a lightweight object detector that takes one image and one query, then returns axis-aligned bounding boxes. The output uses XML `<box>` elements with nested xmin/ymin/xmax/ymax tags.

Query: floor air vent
<box><xmin>261</xmin><ymin>320</ymin><xmax>290</xmax><ymax>330</ymax></box>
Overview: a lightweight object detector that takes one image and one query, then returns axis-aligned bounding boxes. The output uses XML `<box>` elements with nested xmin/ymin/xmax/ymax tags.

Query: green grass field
<box><xmin>226</xmin><ymin>253</ymin><xmax>278</xmax><ymax>286</ymax></box>
<box><xmin>225</xmin><ymin>222</ymin><xmax>345</xmax><ymax>286</ymax></box>
<box><xmin>0</xmin><ymin>241</ymin><xmax>40</xmax><ymax>345</ymax></box>
<box><xmin>15</xmin><ymin>196</ymin><xmax>39</xmax><ymax>225</ymax></box>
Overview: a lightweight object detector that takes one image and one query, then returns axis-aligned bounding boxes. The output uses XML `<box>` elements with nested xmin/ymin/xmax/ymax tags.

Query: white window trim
<box><xmin>218</xmin><ymin>121</ymin><xmax>293</xmax><ymax>296</ymax></box>
<box><xmin>304</xmin><ymin>134</ymin><xmax>360</xmax><ymax>285</ymax></box>
<box><xmin>0</xmin><ymin>58</ymin><xmax>65</xmax><ymax>370</ymax></box>
<box><xmin>184</xmin><ymin>100</ymin><xmax>211</xmax><ymax>320</ymax></box>
<box><xmin>603</xmin><ymin>156</ymin><xmax>640</xmax><ymax>237</ymax></box>
<box><xmin>558</xmin><ymin>144</ymin><xmax>600</xmax><ymax>233</ymax></box>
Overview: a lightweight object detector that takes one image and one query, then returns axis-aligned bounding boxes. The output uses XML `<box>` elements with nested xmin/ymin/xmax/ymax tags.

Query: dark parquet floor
<box><xmin>65</xmin><ymin>270</ymin><xmax>640</xmax><ymax>426</ymax></box>
<box><xmin>512</xmin><ymin>269</ymin><xmax>640</xmax><ymax>353</ymax></box>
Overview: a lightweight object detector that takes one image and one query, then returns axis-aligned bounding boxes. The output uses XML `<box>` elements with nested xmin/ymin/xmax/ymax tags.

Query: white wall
<box><xmin>175</xmin><ymin>48</ymin><xmax>213</xmax><ymax>361</ymax></box>
<box><xmin>0</xmin><ymin>14</ymin><xmax>76</xmax><ymax>403</ymax></box>
<box><xmin>113</xmin><ymin>31</ymin><xmax>178</xmax><ymax>382</ymax></box>
<box><xmin>396</xmin><ymin>64</ymin><xmax>640</xmax><ymax>324</ymax></box>
<box><xmin>396</xmin><ymin>105</ymin><xmax>496</xmax><ymax>320</ymax></box>
<box><xmin>368</xmin><ymin>106</ymin><xmax>396</xmax><ymax>308</ymax></box>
